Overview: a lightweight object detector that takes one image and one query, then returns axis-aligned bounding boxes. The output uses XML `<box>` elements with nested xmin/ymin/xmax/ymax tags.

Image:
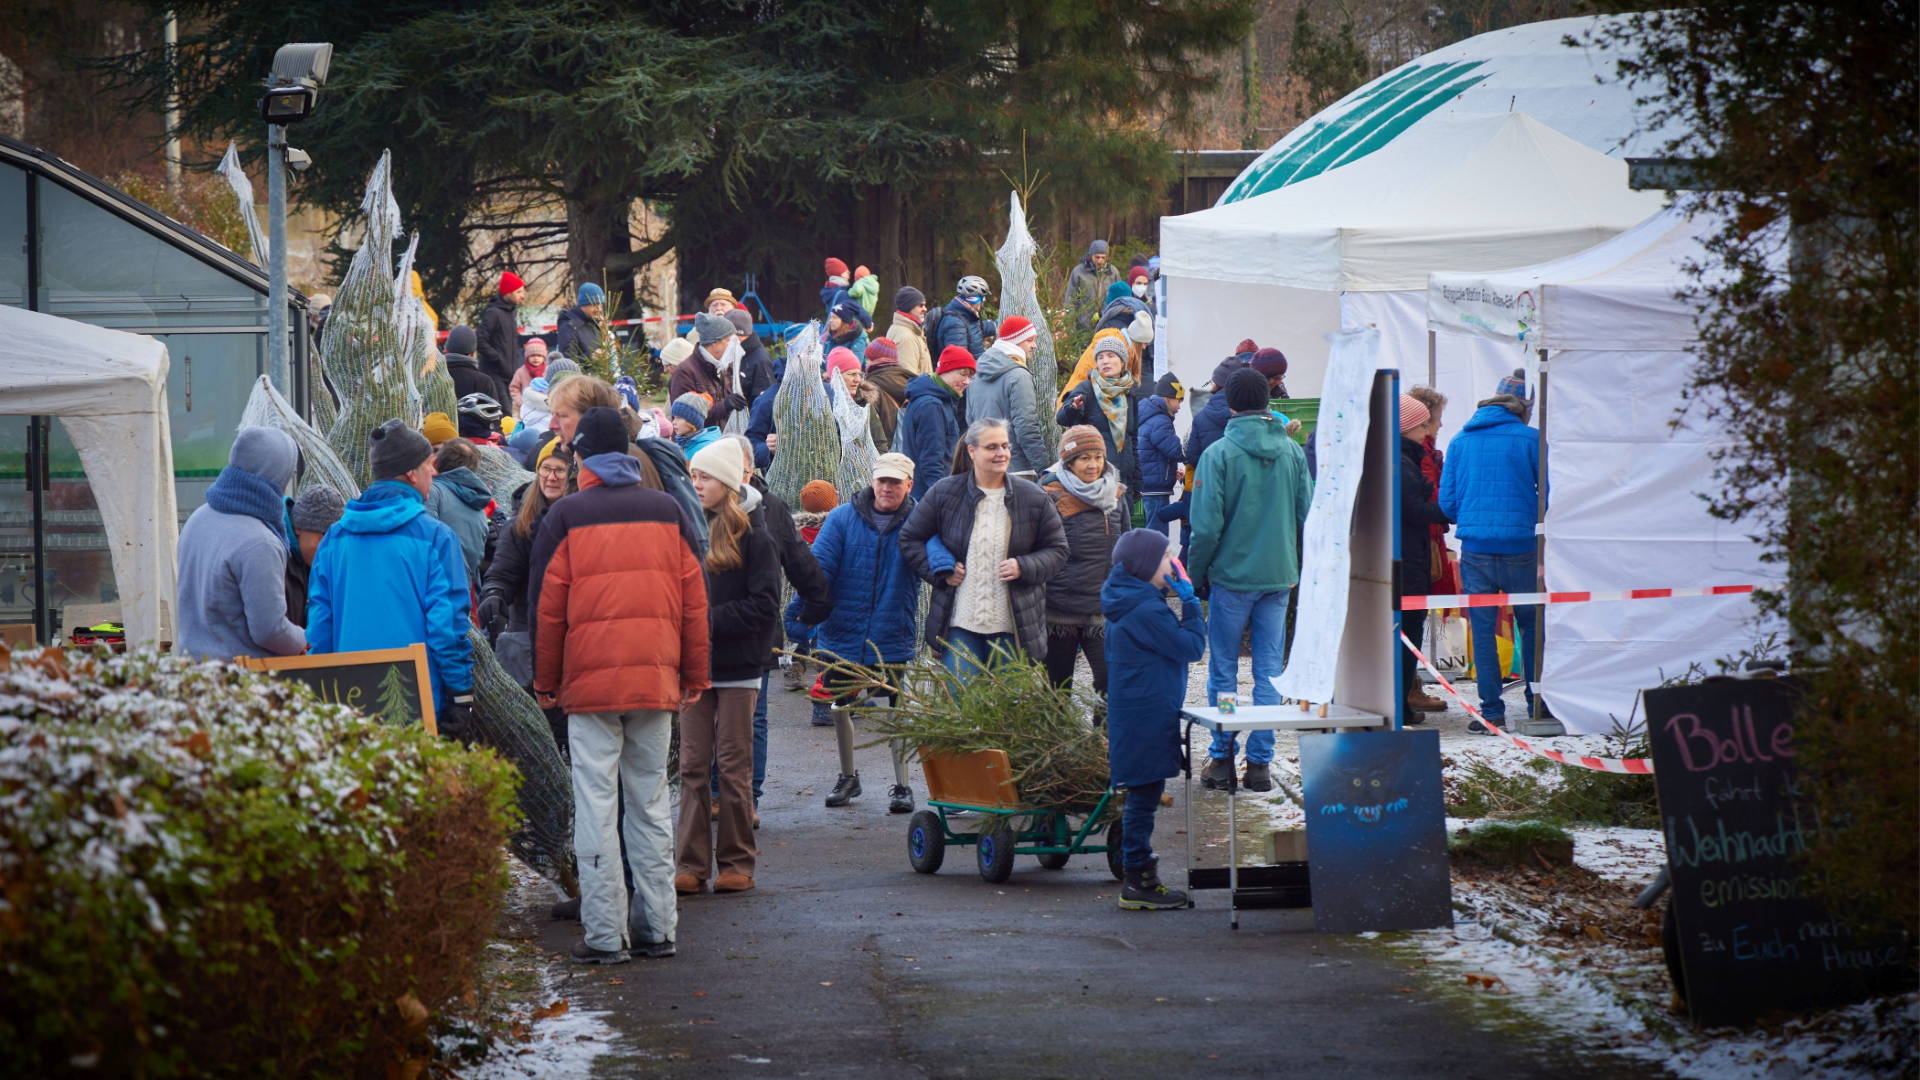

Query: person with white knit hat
<box><xmin>676</xmin><ymin>440</ymin><xmax>780</xmax><ymax>896</ymax></box>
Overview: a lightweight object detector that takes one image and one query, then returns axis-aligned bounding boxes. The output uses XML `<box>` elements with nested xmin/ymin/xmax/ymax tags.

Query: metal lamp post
<box><xmin>259</xmin><ymin>43</ymin><xmax>332</xmax><ymax>396</ymax></box>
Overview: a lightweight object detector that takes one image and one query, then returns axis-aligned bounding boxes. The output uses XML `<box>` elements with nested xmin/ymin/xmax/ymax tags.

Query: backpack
<box><xmin>635</xmin><ymin>437</ymin><xmax>710</xmax><ymax>559</ymax></box>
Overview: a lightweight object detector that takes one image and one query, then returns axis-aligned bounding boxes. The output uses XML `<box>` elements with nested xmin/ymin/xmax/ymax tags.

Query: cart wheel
<box><xmin>1035</xmin><ymin>851</ymin><xmax>1070</xmax><ymax>870</ymax></box>
<box><xmin>907</xmin><ymin>811</ymin><xmax>946</xmax><ymax>874</ymax></box>
<box><xmin>1105</xmin><ymin>820</ymin><xmax>1125</xmax><ymax>881</ymax></box>
<box><xmin>976</xmin><ymin>820</ymin><xmax>1015</xmax><ymax>883</ymax></box>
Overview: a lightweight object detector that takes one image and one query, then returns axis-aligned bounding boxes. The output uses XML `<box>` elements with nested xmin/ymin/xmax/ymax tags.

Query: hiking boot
<box><xmin>1242</xmin><ymin>762</ymin><xmax>1274</xmax><ymax>792</ymax></box>
<box><xmin>825</xmin><ymin>772</ymin><xmax>861</xmax><ymax>807</ymax></box>
<box><xmin>550</xmin><ymin>895</ymin><xmax>581</xmax><ymax>921</ymax></box>
<box><xmin>783</xmin><ymin>659</ymin><xmax>809</xmax><ymax>692</ymax></box>
<box><xmin>888</xmin><ymin>784</ymin><xmax>915</xmax><ymax>814</ymax></box>
<box><xmin>633</xmin><ymin>940</ymin><xmax>676</xmax><ymax>959</ymax></box>
<box><xmin>570</xmin><ymin>942</ymin><xmax>630</xmax><ymax>965</ymax></box>
<box><xmin>811</xmin><ymin>700</ymin><xmax>835</xmax><ymax>727</ymax></box>
<box><xmin>1119</xmin><ymin>863</ymin><xmax>1188</xmax><ymax>911</ymax></box>
<box><xmin>1201</xmin><ymin>757</ymin><xmax>1237</xmax><ymax>791</ymax></box>
<box><xmin>1408</xmin><ymin>689</ymin><xmax>1446</xmax><ymax>712</ymax></box>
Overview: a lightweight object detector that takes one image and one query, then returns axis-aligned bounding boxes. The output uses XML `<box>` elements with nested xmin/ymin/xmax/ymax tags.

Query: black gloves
<box><xmin>725</xmin><ymin>393</ymin><xmax>749</xmax><ymax>413</ymax></box>
<box><xmin>475</xmin><ymin>588</ymin><xmax>507</xmax><ymax>633</ymax></box>
<box><xmin>441</xmin><ymin>692</ymin><xmax>476</xmax><ymax>744</ymax></box>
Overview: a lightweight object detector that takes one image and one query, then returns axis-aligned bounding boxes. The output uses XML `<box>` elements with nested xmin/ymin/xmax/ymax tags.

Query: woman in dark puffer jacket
<box><xmin>477</xmin><ymin>443</ymin><xmax>574</xmax><ymax>750</ymax></box>
<box><xmin>1038</xmin><ymin>426</ymin><xmax>1130</xmax><ymax>717</ymax></box>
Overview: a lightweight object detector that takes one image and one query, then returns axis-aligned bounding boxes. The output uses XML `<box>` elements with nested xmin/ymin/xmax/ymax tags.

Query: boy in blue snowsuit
<box><xmin>1101</xmin><ymin>529</ymin><xmax>1206</xmax><ymax>910</ymax></box>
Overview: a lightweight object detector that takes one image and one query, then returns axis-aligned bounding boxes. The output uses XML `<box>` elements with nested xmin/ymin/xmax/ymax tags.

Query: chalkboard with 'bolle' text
<box><xmin>1645</xmin><ymin>677</ymin><xmax>1905</xmax><ymax>1029</ymax></box>
<box><xmin>240</xmin><ymin>644</ymin><xmax>437</xmax><ymax>736</ymax></box>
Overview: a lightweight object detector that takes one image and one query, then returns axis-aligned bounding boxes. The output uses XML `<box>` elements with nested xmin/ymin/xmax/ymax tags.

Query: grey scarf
<box><xmin>1049</xmin><ymin>461</ymin><xmax>1120</xmax><ymax>512</ymax></box>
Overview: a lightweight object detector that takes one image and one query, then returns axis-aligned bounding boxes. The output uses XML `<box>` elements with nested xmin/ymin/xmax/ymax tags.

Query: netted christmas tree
<box><xmin>238</xmin><ymin>376</ymin><xmax>362</xmax><ymax>499</ymax></box>
<box><xmin>320</xmin><ymin>152</ymin><xmax>422</xmax><ymax>488</ymax></box>
<box><xmin>764</xmin><ymin>323</ymin><xmax>842</xmax><ymax>507</ymax></box>
<box><xmin>398</xmin><ymin>233</ymin><xmax>458</xmax><ymax>421</ymax></box>
<box><xmin>465</xmin><ymin>627</ymin><xmax>576</xmax><ymax>892</ymax></box>
<box><xmin>995</xmin><ymin>192</ymin><xmax>1061</xmax><ymax>460</ymax></box>
<box><xmin>214</xmin><ymin>141</ymin><xmax>266</xmax><ymax>265</ymax></box>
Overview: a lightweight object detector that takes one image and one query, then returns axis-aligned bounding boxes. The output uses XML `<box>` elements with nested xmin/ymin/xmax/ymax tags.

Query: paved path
<box><xmin>518</xmin><ymin>681</ymin><xmax>1643</xmax><ymax>1079</ymax></box>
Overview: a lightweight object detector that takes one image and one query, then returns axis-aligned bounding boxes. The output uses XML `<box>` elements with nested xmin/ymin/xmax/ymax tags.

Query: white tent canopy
<box><xmin>0</xmin><ymin>304</ymin><xmax>177</xmax><ymax>645</ymax></box>
<box><xmin>1424</xmin><ymin>208</ymin><xmax>1784</xmax><ymax>733</ymax></box>
<box><xmin>1160</xmin><ymin>111</ymin><xmax>1665</xmax><ymax>421</ymax></box>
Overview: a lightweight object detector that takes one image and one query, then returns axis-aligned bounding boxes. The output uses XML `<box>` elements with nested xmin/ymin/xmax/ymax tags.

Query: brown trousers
<box><xmin>676</xmin><ymin>687</ymin><xmax>758</xmax><ymax>881</ymax></box>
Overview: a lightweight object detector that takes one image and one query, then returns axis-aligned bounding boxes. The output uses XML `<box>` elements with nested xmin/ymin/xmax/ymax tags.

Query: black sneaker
<box><xmin>1467</xmin><ymin>718</ymin><xmax>1502</xmax><ymax>735</ymax></box>
<box><xmin>633</xmin><ymin>940</ymin><xmax>676</xmax><ymax>959</ymax></box>
<box><xmin>570</xmin><ymin>942</ymin><xmax>630</xmax><ymax>965</ymax></box>
<box><xmin>888</xmin><ymin>784</ymin><xmax>915</xmax><ymax>814</ymax></box>
<box><xmin>1242</xmin><ymin>762</ymin><xmax>1274</xmax><ymax>792</ymax></box>
<box><xmin>1119</xmin><ymin>864</ymin><xmax>1188</xmax><ymax>911</ymax></box>
<box><xmin>1200</xmin><ymin>757</ymin><xmax>1237</xmax><ymax>791</ymax></box>
<box><xmin>550</xmin><ymin>895</ymin><xmax>581</xmax><ymax>921</ymax></box>
<box><xmin>825</xmin><ymin>772</ymin><xmax>861</xmax><ymax>807</ymax></box>
<box><xmin>811</xmin><ymin>701</ymin><xmax>835</xmax><ymax>727</ymax></box>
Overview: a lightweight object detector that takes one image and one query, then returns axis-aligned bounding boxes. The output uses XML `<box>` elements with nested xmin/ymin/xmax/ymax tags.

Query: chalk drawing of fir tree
<box><xmin>375</xmin><ymin>666</ymin><xmax>417</xmax><ymax>726</ymax></box>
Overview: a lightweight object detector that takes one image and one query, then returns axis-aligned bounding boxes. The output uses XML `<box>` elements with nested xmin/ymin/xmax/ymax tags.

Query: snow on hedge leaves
<box><xmin>0</xmin><ymin>647</ymin><xmax>463</xmax><ymax>941</ymax></box>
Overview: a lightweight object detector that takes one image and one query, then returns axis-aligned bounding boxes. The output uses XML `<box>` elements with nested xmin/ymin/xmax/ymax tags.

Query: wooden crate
<box><xmin>919</xmin><ymin>748</ymin><xmax>1022</xmax><ymax>810</ymax></box>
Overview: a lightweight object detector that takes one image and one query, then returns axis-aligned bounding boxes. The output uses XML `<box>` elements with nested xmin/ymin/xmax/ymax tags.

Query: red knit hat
<box><xmin>826</xmin><ymin>346</ymin><xmax>861</xmax><ymax>376</ymax></box>
<box><xmin>1127</xmin><ymin>266</ymin><xmax>1150</xmax><ymax>284</ymax></box>
<box><xmin>865</xmin><ymin>337</ymin><xmax>899</xmax><ymax>366</ymax></box>
<box><xmin>499</xmin><ymin>270</ymin><xmax>525</xmax><ymax>295</ymax></box>
<box><xmin>1235</xmin><ymin>337</ymin><xmax>1257</xmax><ymax>354</ymax></box>
<box><xmin>824</xmin><ymin>257</ymin><xmax>849</xmax><ymax>279</ymax></box>
<box><xmin>997</xmin><ymin>316</ymin><xmax>1036</xmax><ymax>347</ymax></box>
<box><xmin>936</xmin><ymin>345</ymin><xmax>977</xmax><ymax>374</ymax></box>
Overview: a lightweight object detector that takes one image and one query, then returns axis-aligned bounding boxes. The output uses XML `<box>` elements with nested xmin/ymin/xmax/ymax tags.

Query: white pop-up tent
<box><xmin>1426</xmin><ymin>207</ymin><xmax>1784</xmax><ymax>733</ymax></box>
<box><xmin>1160</xmin><ymin>111</ymin><xmax>1666</xmax><ymax>446</ymax></box>
<box><xmin>0</xmin><ymin>304</ymin><xmax>178</xmax><ymax>645</ymax></box>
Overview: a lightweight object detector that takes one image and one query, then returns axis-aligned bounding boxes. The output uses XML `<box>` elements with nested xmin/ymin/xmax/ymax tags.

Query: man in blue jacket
<box><xmin>1136</xmin><ymin>372</ymin><xmax>1185</xmax><ymax>534</ymax></box>
<box><xmin>807</xmin><ymin>453</ymin><xmax>924</xmax><ymax>813</ymax></box>
<box><xmin>307</xmin><ymin>420</ymin><xmax>475</xmax><ymax>739</ymax></box>
<box><xmin>929</xmin><ymin>275</ymin><xmax>992</xmax><ymax>359</ymax></box>
<box><xmin>896</xmin><ymin>345</ymin><xmax>975</xmax><ymax>498</ymax></box>
<box><xmin>1437</xmin><ymin>380</ymin><xmax>1546</xmax><ymax>731</ymax></box>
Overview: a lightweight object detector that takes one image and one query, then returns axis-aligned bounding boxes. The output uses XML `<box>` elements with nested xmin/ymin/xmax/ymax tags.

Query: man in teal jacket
<box><xmin>307</xmin><ymin>420</ymin><xmax>476</xmax><ymax>739</ymax></box>
<box><xmin>1188</xmin><ymin>370</ymin><xmax>1312</xmax><ymax>792</ymax></box>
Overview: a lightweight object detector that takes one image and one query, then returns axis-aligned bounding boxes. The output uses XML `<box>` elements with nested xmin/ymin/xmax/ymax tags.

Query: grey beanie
<box><xmin>290</xmin><ymin>485</ymin><xmax>346</xmax><ymax>532</ymax></box>
<box><xmin>1088</xmin><ymin>239</ymin><xmax>1109</xmax><ymax>257</ymax></box>
<box><xmin>544</xmin><ymin>356</ymin><xmax>583</xmax><ymax>379</ymax></box>
<box><xmin>229</xmin><ymin>426</ymin><xmax>298</xmax><ymax>490</ymax></box>
<box><xmin>724</xmin><ymin>308</ymin><xmax>754</xmax><ymax>337</ymax></box>
<box><xmin>369</xmin><ymin>419</ymin><xmax>433</xmax><ymax>481</ymax></box>
<box><xmin>694</xmin><ymin>311</ymin><xmax>737</xmax><ymax>345</ymax></box>
<box><xmin>444</xmin><ymin>325</ymin><xmax>477</xmax><ymax>356</ymax></box>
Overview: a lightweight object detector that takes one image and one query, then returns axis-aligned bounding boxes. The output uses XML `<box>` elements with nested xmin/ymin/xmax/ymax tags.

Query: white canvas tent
<box><xmin>1159</xmin><ymin>112</ymin><xmax>1666</xmax><ymax>447</ymax></box>
<box><xmin>0</xmin><ymin>304</ymin><xmax>177</xmax><ymax>646</ymax></box>
<box><xmin>1426</xmin><ymin>207</ymin><xmax>1783</xmax><ymax>733</ymax></box>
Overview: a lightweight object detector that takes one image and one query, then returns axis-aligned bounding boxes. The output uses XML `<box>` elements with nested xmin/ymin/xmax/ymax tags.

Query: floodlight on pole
<box><xmin>261</xmin><ymin>42</ymin><xmax>331</xmax><ymax>399</ymax></box>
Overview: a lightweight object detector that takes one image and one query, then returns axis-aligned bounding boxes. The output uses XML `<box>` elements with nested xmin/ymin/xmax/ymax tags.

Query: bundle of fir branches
<box><xmin>811</xmin><ymin>646</ymin><xmax>1115</xmax><ymax>815</ymax></box>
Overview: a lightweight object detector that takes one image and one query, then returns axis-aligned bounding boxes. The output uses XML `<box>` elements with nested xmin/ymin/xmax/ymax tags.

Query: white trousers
<box><xmin>569</xmin><ymin>709</ymin><xmax>677</xmax><ymax>952</ymax></box>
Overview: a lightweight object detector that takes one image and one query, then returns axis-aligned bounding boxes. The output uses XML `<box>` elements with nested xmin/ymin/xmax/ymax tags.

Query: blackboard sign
<box><xmin>1300</xmin><ymin>729</ymin><xmax>1453</xmax><ymax>933</ymax></box>
<box><xmin>1646</xmin><ymin>677</ymin><xmax>1905</xmax><ymax>1028</ymax></box>
<box><xmin>242</xmin><ymin>644</ymin><xmax>438</xmax><ymax>735</ymax></box>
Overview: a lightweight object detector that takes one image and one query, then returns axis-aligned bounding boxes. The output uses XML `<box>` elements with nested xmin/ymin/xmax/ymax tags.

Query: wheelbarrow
<box><xmin>904</xmin><ymin>748</ymin><xmax>1124</xmax><ymax>884</ymax></box>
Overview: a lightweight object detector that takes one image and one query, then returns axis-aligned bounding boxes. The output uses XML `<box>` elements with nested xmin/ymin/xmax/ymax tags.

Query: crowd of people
<box><xmin>171</xmin><ymin>245</ymin><xmax>1546</xmax><ymax>959</ymax></box>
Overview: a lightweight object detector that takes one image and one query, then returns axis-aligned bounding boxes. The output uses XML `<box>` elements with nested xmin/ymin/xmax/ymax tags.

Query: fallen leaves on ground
<box><xmin>529</xmin><ymin>999</ymin><xmax>569</xmax><ymax>1021</ymax></box>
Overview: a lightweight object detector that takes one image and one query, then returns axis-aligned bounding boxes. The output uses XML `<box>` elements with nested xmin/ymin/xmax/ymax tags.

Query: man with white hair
<box><xmin>668</xmin><ymin>311</ymin><xmax>747</xmax><ymax>431</ymax></box>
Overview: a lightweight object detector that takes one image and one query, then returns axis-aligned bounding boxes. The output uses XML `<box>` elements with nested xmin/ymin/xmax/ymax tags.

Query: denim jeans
<box><xmin>1121</xmin><ymin>779</ymin><xmax>1167</xmax><ymax>870</ymax></box>
<box><xmin>1142</xmin><ymin>493</ymin><xmax>1170</xmax><ymax>536</ymax></box>
<box><xmin>943</xmin><ymin>627</ymin><xmax>1018</xmax><ymax>678</ymax></box>
<box><xmin>1206</xmin><ymin>586</ymin><xmax>1289</xmax><ymax>763</ymax></box>
<box><xmin>1460</xmin><ymin>550</ymin><xmax>1539</xmax><ymax>721</ymax></box>
<box><xmin>711</xmin><ymin>672</ymin><xmax>770</xmax><ymax>807</ymax></box>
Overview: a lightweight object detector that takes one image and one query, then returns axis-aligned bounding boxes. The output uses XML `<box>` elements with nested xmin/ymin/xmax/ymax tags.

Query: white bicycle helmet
<box><xmin>955</xmin><ymin>275</ymin><xmax>992</xmax><ymax>300</ymax></box>
<box><xmin>457</xmin><ymin>392</ymin><xmax>504</xmax><ymax>421</ymax></box>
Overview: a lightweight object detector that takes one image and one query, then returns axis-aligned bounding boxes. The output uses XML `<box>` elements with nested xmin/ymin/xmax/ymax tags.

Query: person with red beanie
<box><xmin>897</xmin><ymin>345</ymin><xmax>975</xmax><ymax>498</ymax></box>
<box><xmin>821</xmin><ymin>257</ymin><xmax>851</xmax><ymax>318</ymax></box>
<box><xmin>479</xmin><ymin>269</ymin><xmax>528</xmax><ymax>407</ymax></box>
<box><xmin>965</xmin><ymin>315</ymin><xmax>1049</xmax><ymax>478</ymax></box>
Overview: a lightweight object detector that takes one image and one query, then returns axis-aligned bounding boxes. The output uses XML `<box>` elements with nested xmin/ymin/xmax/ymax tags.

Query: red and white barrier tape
<box><xmin>1398</xmin><ymin>631</ymin><xmax>1654</xmax><ymax>775</ymax></box>
<box><xmin>1401</xmin><ymin>584</ymin><xmax>1755</xmax><ymax>612</ymax></box>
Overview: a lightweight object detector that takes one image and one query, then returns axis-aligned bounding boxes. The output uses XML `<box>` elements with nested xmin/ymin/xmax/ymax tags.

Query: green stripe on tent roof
<box><xmin>1222</xmin><ymin>59</ymin><xmax>1489</xmax><ymax>203</ymax></box>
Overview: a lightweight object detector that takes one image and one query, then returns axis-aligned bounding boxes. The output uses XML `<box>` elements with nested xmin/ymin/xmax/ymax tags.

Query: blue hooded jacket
<box><xmin>1135</xmin><ymin>394</ymin><xmax>1183</xmax><ymax>494</ymax></box>
<box><xmin>928</xmin><ymin>297</ymin><xmax>987</xmax><ymax>358</ymax></box>
<box><xmin>896</xmin><ymin>374</ymin><xmax>964</xmax><ymax>499</ymax></box>
<box><xmin>1184</xmin><ymin>391</ymin><xmax>1233</xmax><ymax>467</ymax></box>
<box><xmin>747</xmin><ymin>379</ymin><xmax>780</xmax><ymax>473</ymax></box>
<box><xmin>808</xmin><ymin>488</ymin><xmax>923</xmax><ymax>666</ymax></box>
<box><xmin>307</xmin><ymin>479</ymin><xmax>473</xmax><ymax>711</ymax></box>
<box><xmin>1101</xmin><ymin>563</ymin><xmax>1207</xmax><ymax>788</ymax></box>
<box><xmin>1438</xmin><ymin>402</ymin><xmax>1542</xmax><ymax>554</ymax></box>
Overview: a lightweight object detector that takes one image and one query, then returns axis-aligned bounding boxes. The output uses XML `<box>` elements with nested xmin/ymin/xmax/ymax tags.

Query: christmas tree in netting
<box><xmin>995</xmin><ymin>192</ymin><xmax>1060</xmax><ymax>460</ymax></box>
<box><xmin>764</xmin><ymin>324</ymin><xmax>841</xmax><ymax>507</ymax></box>
<box><xmin>238</xmin><ymin>376</ymin><xmax>361</xmax><ymax>499</ymax></box>
<box><xmin>320</xmin><ymin>151</ymin><xmax>422</xmax><ymax>488</ymax></box>
<box><xmin>398</xmin><ymin>232</ymin><xmax>458</xmax><ymax>421</ymax></box>
<box><xmin>466</xmin><ymin>627</ymin><xmax>577</xmax><ymax>893</ymax></box>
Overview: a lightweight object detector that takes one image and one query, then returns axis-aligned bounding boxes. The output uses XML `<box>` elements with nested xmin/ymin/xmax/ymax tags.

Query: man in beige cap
<box><xmin>806</xmin><ymin>452</ymin><xmax>925</xmax><ymax>813</ymax></box>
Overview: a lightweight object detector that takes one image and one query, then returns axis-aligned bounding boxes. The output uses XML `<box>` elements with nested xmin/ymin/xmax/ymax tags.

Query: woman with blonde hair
<box><xmin>675</xmin><ymin>440</ymin><xmax>780</xmax><ymax>895</ymax></box>
<box><xmin>478</xmin><ymin>441</ymin><xmax>576</xmax><ymax>749</ymax></box>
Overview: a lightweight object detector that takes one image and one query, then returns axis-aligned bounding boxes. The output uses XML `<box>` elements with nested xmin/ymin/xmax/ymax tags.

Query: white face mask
<box><xmin>1131</xmin><ymin>281</ymin><xmax>1148</xmax><ymax>298</ymax></box>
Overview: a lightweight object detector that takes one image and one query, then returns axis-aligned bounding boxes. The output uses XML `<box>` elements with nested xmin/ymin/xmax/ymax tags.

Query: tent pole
<box><xmin>1427</xmin><ymin>329</ymin><xmax>1436</xmax><ymax>387</ymax></box>
<box><xmin>1532</xmin><ymin>347</ymin><xmax>1550</xmax><ymax>726</ymax></box>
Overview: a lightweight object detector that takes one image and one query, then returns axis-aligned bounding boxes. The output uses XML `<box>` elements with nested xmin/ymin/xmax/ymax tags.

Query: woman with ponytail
<box><xmin>675</xmin><ymin>440</ymin><xmax>780</xmax><ymax>895</ymax></box>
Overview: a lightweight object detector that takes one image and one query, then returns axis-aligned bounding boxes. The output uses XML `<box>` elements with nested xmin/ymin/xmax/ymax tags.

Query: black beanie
<box><xmin>1153</xmin><ymin>372</ymin><xmax>1183</xmax><ymax>400</ymax></box>
<box><xmin>1112</xmin><ymin>528</ymin><xmax>1170</xmax><ymax>582</ymax></box>
<box><xmin>894</xmin><ymin>285</ymin><xmax>925</xmax><ymax>313</ymax></box>
<box><xmin>1224</xmin><ymin>368</ymin><xmax>1271</xmax><ymax>414</ymax></box>
<box><xmin>572</xmin><ymin>406</ymin><xmax>629</xmax><ymax>458</ymax></box>
<box><xmin>445</xmin><ymin>325</ymin><xmax>477</xmax><ymax>356</ymax></box>
<box><xmin>369</xmin><ymin>419</ymin><xmax>432</xmax><ymax>481</ymax></box>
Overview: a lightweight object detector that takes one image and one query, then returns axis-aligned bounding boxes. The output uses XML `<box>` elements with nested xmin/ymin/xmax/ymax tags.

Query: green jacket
<box><xmin>1188</xmin><ymin>413</ymin><xmax>1312</xmax><ymax>593</ymax></box>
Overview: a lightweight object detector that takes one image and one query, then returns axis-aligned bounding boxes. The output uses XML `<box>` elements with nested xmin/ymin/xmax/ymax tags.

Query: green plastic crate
<box><xmin>1272</xmin><ymin>397</ymin><xmax>1320</xmax><ymax>445</ymax></box>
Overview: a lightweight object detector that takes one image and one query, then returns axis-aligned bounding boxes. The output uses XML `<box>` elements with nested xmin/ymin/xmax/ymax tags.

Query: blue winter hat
<box><xmin>1088</xmin><ymin>239</ymin><xmax>1109</xmax><ymax>257</ymax></box>
<box><xmin>1112</xmin><ymin>528</ymin><xmax>1169</xmax><ymax>582</ymax></box>
<box><xmin>578</xmin><ymin>282</ymin><xmax>605</xmax><ymax>306</ymax></box>
<box><xmin>613</xmin><ymin>375</ymin><xmax>640</xmax><ymax>410</ymax></box>
<box><xmin>1496</xmin><ymin>368</ymin><xmax>1529</xmax><ymax>398</ymax></box>
<box><xmin>832</xmin><ymin>299</ymin><xmax>872</xmax><ymax>330</ymax></box>
<box><xmin>1104</xmin><ymin>281</ymin><xmax>1130</xmax><ymax>305</ymax></box>
<box><xmin>672</xmin><ymin>392</ymin><xmax>710</xmax><ymax>428</ymax></box>
<box><xmin>229</xmin><ymin>426</ymin><xmax>298</xmax><ymax>490</ymax></box>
